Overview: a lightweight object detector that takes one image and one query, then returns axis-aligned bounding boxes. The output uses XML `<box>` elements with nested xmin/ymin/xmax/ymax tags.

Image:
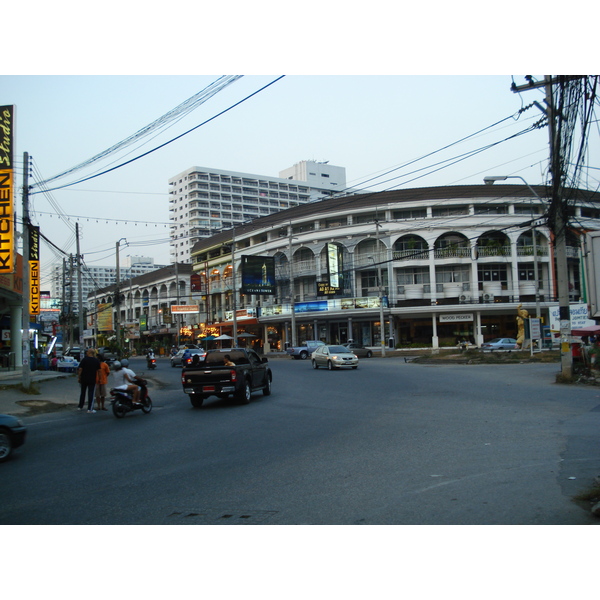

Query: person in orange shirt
<box><xmin>95</xmin><ymin>355</ymin><xmax>111</xmax><ymax>411</ymax></box>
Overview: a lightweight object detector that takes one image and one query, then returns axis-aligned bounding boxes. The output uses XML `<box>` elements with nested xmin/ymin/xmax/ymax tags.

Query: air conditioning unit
<box><xmin>459</xmin><ymin>293</ymin><xmax>472</xmax><ymax>303</ymax></box>
<box><xmin>483</xmin><ymin>293</ymin><xmax>494</xmax><ymax>303</ymax></box>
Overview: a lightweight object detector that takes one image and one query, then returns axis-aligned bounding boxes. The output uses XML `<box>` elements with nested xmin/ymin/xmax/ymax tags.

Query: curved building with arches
<box><xmin>189</xmin><ymin>184</ymin><xmax>599</xmax><ymax>351</ymax></box>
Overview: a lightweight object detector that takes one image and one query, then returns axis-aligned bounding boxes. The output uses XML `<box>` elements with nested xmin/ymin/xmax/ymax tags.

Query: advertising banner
<box><xmin>29</xmin><ymin>225</ymin><xmax>40</xmax><ymax>315</ymax></box>
<box><xmin>97</xmin><ymin>303</ymin><xmax>113</xmax><ymax>332</ymax></box>
<box><xmin>0</xmin><ymin>105</ymin><xmax>15</xmax><ymax>275</ymax></box>
<box><xmin>241</xmin><ymin>255</ymin><xmax>275</xmax><ymax>295</ymax></box>
<box><xmin>171</xmin><ymin>305</ymin><xmax>199</xmax><ymax>314</ymax></box>
<box><xmin>326</xmin><ymin>243</ymin><xmax>342</xmax><ymax>294</ymax></box>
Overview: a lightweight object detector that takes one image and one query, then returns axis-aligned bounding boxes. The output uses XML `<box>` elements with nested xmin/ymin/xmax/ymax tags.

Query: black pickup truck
<box><xmin>181</xmin><ymin>348</ymin><xmax>272</xmax><ymax>408</ymax></box>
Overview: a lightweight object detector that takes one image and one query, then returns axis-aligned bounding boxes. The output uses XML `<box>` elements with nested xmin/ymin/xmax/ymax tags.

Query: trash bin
<box><xmin>388</xmin><ymin>337</ymin><xmax>395</xmax><ymax>349</ymax></box>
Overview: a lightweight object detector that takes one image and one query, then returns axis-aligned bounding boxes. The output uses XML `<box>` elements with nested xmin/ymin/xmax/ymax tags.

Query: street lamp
<box><xmin>484</xmin><ymin>176</ymin><xmax>542</xmax><ymax>319</ymax></box>
<box><xmin>115</xmin><ymin>238</ymin><xmax>127</xmax><ymax>349</ymax></box>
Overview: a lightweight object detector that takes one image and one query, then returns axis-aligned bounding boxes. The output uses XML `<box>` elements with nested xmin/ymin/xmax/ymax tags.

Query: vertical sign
<box><xmin>0</xmin><ymin>105</ymin><xmax>14</xmax><ymax>274</ymax></box>
<box><xmin>29</xmin><ymin>225</ymin><xmax>40</xmax><ymax>315</ymax></box>
<box><xmin>326</xmin><ymin>243</ymin><xmax>342</xmax><ymax>294</ymax></box>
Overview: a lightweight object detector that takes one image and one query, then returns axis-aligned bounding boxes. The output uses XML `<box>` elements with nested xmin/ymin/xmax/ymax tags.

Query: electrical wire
<box><xmin>32</xmin><ymin>75</ymin><xmax>244</xmax><ymax>189</ymax></box>
<box><xmin>30</xmin><ymin>76</ymin><xmax>286</xmax><ymax>195</ymax></box>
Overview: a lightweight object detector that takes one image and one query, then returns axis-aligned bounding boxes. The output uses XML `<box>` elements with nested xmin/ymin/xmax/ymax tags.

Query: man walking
<box><xmin>77</xmin><ymin>349</ymin><xmax>101</xmax><ymax>413</ymax></box>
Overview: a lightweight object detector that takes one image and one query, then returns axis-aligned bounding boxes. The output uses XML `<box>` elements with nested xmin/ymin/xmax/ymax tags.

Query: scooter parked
<box><xmin>110</xmin><ymin>377</ymin><xmax>152</xmax><ymax>418</ymax></box>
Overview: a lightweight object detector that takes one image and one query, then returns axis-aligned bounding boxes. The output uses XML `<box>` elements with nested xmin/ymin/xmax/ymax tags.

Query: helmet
<box><xmin>120</xmin><ymin>359</ymin><xmax>129</xmax><ymax>367</ymax></box>
<box><xmin>112</xmin><ymin>361</ymin><xmax>122</xmax><ymax>370</ymax></box>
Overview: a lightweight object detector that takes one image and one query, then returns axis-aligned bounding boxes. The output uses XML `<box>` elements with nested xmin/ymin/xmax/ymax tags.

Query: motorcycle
<box><xmin>110</xmin><ymin>377</ymin><xmax>152</xmax><ymax>418</ymax></box>
<box><xmin>146</xmin><ymin>355</ymin><xmax>157</xmax><ymax>369</ymax></box>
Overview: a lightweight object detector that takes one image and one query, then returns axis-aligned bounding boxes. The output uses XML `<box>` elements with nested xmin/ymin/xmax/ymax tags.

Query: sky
<box><xmin>8</xmin><ymin>72</ymin><xmax>597</xmax><ymax>292</ymax></box>
<box><xmin>3</xmin><ymin>3</ymin><xmax>598</xmax><ymax>294</ymax></box>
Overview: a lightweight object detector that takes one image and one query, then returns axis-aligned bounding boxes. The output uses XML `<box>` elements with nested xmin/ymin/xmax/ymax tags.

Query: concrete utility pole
<box><xmin>21</xmin><ymin>152</ymin><xmax>31</xmax><ymax>388</ymax></box>
<box><xmin>76</xmin><ymin>222</ymin><xmax>84</xmax><ymax>358</ymax></box>
<box><xmin>511</xmin><ymin>75</ymin><xmax>575</xmax><ymax>378</ymax></box>
<box><xmin>115</xmin><ymin>242</ymin><xmax>120</xmax><ymax>349</ymax></box>
<box><xmin>288</xmin><ymin>225</ymin><xmax>297</xmax><ymax>347</ymax></box>
<box><xmin>375</xmin><ymin>219</ymin><xmax>386</xmax><ymax>357</ymax></box>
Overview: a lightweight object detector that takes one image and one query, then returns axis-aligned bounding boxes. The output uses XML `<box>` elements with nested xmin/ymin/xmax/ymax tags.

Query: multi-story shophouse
<box><xmin>189</xmin><ymin>184</ymin><xmax>600</xmax><ymax>352</ymax></box>
<box><xmin>87</xmin><ymin>263</ymin><xmax>198</xmax><ymax>352</ymax></box>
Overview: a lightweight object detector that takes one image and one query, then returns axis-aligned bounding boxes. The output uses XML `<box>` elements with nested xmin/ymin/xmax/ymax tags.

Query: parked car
<box><xmin>0</xmin><ymin>414</ymin><xmax>27</xmax><ymax>462</ymax></box>
<box><xmin>311</xmin><ymin>345</ymin><xmax>359</xmax><ymax>370</ymax></box>
<box><xmin>343</xmin><ymin>342</ymin><xmax>373</xmax><ymax>358</ymax></box>
<box><xmin>171</xmin><ymin>348</ymin><xmax>206</xmax><ymax>367</ymax></box>
<box><xmin>56</xmin><ymin>356</ymin><xmax>79</xmax><ymax>372</ymax></box>
<box><xmin>65</xmin><ymin>346</ymin><xmax>82</xmax><ymax>359</ymax></box>
<box><xmin>287</xmin><ymin>340</ymin><xmax>326</xmax><ymax>360</ymax></box>
<box><xmin>480</xmin><ymin>338</ymin><xmax>518</xmax><ymax>352</ymax></box>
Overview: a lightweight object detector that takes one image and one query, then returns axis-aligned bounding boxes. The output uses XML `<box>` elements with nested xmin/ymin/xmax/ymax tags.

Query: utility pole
<box><xmin>511</xmin><ymin>75</ymin><xmax>575</xmax><ymax>378</ymax></box>
<box><xmin>375</xmin><ymin>219</ymin><xmax>386</xmax><ymax>357</ymax></box>
<box><xmin>545</xmin><ymin>76</ymin><xmax>573</xmax><ymax>378</ymax></box>
<box><xmin>288</xmin><ymin>225</ymin><xmax>297</xmax><ymax>347</ymax></box>
<box><xmin>231</xmin><ymin>231</ymin><xmax>238</xmax><ymax>348</ymax></box>
<box><xmin>21</xmin><ymin>152</ymin><xmax>31</xmax><ymax>388</ymax></box>
<box><xmin>115</xmin><ymin>241</ymin><xmax>121</xmax><ymax>350</ymax></box>
<box><xmin>76</xmin><ymin>222</ymin><xmax>84</xmax><ymax>359</ymax></box>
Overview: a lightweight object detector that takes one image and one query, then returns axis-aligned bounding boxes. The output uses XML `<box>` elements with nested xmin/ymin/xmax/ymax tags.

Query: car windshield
<box><xmin>329</xmin><ymin>346</ymin><xmax>350</xmax><ymax>353</ymax></box>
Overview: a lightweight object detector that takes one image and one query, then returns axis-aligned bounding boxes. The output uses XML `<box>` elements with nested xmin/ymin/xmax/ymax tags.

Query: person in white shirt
<box><xmin>112</xmin><ymin>359</ymin><xmax>140</xmax><ymax>403</ymax></box>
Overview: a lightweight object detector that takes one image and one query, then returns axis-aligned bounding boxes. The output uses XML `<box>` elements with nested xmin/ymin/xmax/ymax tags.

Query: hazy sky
<box><xmin>3</xmin><ymin>5</ymin><xmax>597</xmax><ymax>292</ymax></box>
<box><xmin>6</xmin><ymin>74</ymin><xmax>581</xmax><ymax>284</ymax></box>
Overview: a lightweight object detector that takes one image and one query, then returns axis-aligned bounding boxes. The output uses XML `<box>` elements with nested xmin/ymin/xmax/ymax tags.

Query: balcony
<box><xmin>516</xmin><ymin>245</ymin><xmax>549</xmax><ymax>257</ymax></box>
<box><xmin>433</xmin><ymin>247</ymin><xmax>471</xmax><ymax>259</ymax></box>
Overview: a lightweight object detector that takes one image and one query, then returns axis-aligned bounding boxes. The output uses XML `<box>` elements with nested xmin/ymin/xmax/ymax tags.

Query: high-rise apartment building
<box><xmin>168</xmin><ymin>160</ymin><xmax>347</xmax><ymax>263</ymax></box>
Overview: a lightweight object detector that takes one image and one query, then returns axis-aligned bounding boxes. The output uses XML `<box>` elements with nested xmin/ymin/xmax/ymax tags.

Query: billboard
<box><xmin>97</xmin><ymin>303</ymin><xmax>114</xmax><ymax>332</ymax></box>
<box><xmin>241</xmin><ymin>255</ymin><xmax>275</xmax><ymax>295</ymax></box>
<box><xmin>171</xmin><ymin>305</ymin><xmax>199</xmax><ymax>314</ymax></box>
<box><xmin>0</xmin><ymin>105</ymin><xmax>15</xmax><ymax>275</ymax></box>
<box><xmin>585</xmin><ymin>231</ymin><xmax>600</xmax><ymax>318</ymax></box>
<box><xmin>29</xmin><ymin>226</ymin><xmax>40</xmax><ymax>315</ymax></box>
<box><xmin>326</xmin><ymin>243</ymin><xmax>342</xmax><ymax>294</ymax></box>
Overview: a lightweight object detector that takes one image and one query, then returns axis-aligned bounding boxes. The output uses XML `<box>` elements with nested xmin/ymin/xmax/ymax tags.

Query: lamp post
<box><xmin>483</xmin><ymin>176</ymin><xmax>542</xmax><ymax>320</ymax></box>
<box><xmin>115</xmin><ymin>238</ymin><xmax>127</xmax><ymax>350</ymax></box>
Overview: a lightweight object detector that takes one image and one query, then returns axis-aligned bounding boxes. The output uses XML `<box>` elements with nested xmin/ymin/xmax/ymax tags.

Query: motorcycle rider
<box><xmin>146</xmin><ymin>348</ymin><xmax>156</xmax><ymax>368</ymax></box>
<box><xmin>112</xmin><ymin>359</ymin><xmax>140</xmax><ymax>404</ymax></box>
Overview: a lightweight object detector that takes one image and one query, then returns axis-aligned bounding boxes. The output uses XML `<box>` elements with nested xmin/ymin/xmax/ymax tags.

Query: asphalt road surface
<box><xmin>1</xmin><ymin>355</ymin><xmax>599</xmax><ymax>525</ymax></box>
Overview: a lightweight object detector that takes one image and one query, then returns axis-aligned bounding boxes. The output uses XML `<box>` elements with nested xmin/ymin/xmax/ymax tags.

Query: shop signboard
<box><xmin>0</xmin><ymin>105</ymin><xmax>15</xmax><ymax>275</ymax></box>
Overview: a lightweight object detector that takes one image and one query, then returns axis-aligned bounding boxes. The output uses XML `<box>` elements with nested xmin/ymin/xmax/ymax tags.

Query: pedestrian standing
<box><xmin>77</xmin><ymin>349</ymin><xmax>101</xmax><ymax>413</ymax></box>
<box><xmin>95</xmin><ymin>354</ymin><xmax>111</xmax><ymax>411</ymax></box>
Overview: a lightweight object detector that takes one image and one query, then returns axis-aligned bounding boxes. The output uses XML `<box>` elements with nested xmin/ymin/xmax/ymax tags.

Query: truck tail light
<box><xmin>230</xmin><ymin>369</ymin><xmax>237</xmax><ymax>382</ymax></box>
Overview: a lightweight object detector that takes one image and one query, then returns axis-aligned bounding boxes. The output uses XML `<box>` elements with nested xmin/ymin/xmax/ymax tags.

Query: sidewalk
<box><xmin>0</xmin><ymin>368</ymin><xmax>79</xmax><ymax>416</ymax></box>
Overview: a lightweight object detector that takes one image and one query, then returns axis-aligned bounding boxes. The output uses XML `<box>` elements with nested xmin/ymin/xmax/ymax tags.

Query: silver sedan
<box><xmin>311</xmin><ymin>345</ymin><xmax>359</xmax><ymax>370</ymax></box>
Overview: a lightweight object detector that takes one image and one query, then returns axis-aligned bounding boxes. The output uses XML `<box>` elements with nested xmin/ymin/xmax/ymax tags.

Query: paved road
<box><xmin>1</xmin><ymin>356</ymin><xmax>599</xmax><ymax>524</ymax></box>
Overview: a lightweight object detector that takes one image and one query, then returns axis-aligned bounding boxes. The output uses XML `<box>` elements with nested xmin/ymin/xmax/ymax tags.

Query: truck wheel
<box><xmin>190</xmin><ymin>394</ymin><xmax>204</xmax><ymax>408</ymax></box>
<box><xmin>300</xmin><ymin>351</ymin><xmax>308</xmax><ymax>360</ymax></box>
<box><xmin>236</xmin><ymin>380</ymin><xmax>252</xmax><ymax>404</ymax></box>
<box><xmin>262</xmin><ymin>374</ymin><xmax>272</xmax><ymax>396</ymax></box>
<box><xmin>366</xmin><ymin>350</ymin><xmax>372</xmax><ymax>358</ymax></box>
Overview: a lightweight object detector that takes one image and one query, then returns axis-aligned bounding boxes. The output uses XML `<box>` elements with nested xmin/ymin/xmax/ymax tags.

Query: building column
<box><xmin>431</xmin><ymin>313</ymin><xmax>439</xmax><ymax>351</ymax></box>
<box><xmin>510</xmin><ymin>238</ymin><xmax>520</xmax><ymax>302</ymax></box>
<box><xmin>475</xmin><ymin>311</ymin><xmax>484</xmax><ymax>347</ymax></box>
